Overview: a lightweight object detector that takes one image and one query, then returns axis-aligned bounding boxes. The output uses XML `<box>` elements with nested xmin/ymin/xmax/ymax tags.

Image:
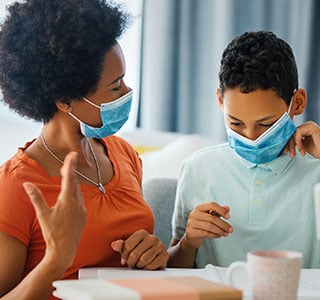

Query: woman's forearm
<box><xmin>2</xmin><ymin>255</ymin><xmax>68</xmax><ymax>300</ymax></box>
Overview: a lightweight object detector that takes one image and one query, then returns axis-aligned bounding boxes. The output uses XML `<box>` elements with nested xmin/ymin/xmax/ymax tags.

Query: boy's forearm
<box><xmin>167</xmin><ymin>237</ymin><xmax>197</xmax><ymax>268</ymax></box>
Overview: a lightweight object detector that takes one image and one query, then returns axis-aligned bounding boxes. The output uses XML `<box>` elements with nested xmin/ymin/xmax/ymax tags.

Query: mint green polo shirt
<box><xmin>172</xmin><ymin>143</ymin><xmax>320</xmax><ymax>268</ymax></box>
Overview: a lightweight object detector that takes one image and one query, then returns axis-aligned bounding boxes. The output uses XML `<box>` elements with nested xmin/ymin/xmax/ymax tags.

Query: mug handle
<box><xmin>226</xmin><ymin>261</ymin><xmax>248</xmax><ymax>287</ymax></box>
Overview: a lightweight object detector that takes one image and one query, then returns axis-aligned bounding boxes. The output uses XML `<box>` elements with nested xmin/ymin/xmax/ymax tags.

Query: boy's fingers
<box><xmin>206</xmin><ymin>203</ymin><xmax>230</xmax><ymax>219</ymax></box>
<box><xmin>222</xmin><ymin>205</ymin><xmax>230</xmax><ymax>212</ymax></box>
<box><xmin>293</xmin><ymin>131</ymin><xmax>307</xmax><ymax>156</ymax></box>
<box><xmin>288</xmin><ymin>137</ymin><xmax>296</xmax><ymax>158</ymax></box>
<box><xmin>23</xmin><ymin>182</ymin><xmax>49</xmax><ymax>217</ymax></box>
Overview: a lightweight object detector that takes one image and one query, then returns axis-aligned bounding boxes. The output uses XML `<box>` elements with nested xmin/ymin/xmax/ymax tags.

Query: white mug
<box><xmin>226</xmin><ymin>250</ymin><xmax>302</xmax><ymax>300</ymax></box>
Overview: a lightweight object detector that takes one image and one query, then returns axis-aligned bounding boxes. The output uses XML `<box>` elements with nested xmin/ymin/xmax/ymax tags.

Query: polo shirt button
<box><xmin>252</xmin><ymin>198</ymin><xmax>260</xmax><ymax>205</ymax></box>
<box><xmin>255</xmin><ymin>179</ymin><xmax>263</xmax><ymax>186</ymax></box>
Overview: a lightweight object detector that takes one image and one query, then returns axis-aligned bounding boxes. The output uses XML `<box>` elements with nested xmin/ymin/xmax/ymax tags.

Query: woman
<box><xmin>0</xmin><ymin>0</ymin><xmax>168</xmax><ymax>299</ymax></box>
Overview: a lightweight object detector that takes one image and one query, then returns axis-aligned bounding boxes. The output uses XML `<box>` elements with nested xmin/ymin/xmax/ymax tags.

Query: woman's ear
<box><xmin>55</xmin><ymin>100</ymin><xmax>70</xmax><ymax>113</ymax></box>
<box><xmin>291</xmin><ymin>88</ymin><xmax>307</xmax><ymax>117</ymax></box>
<box><xmin>216</xmin><ymin>88</ymin><xmax>224</xmax><ymax>111</ymax></box>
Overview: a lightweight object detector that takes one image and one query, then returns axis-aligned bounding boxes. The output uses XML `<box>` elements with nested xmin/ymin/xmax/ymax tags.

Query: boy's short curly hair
<box><xmin>218</xmin><ymin>31</ymin><xmax>298</xmax><ymax>105</ymax></box>
<box><xmin>0</xmin><ymin>0</ymin><xmax>130</xmax><ymax>122</ymax></box>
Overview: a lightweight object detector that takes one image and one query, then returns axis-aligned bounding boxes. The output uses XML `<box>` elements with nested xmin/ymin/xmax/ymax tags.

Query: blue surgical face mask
<box><xmin>69</xmin><ymin>90</ymin><xmax>133</xmax><ymax>139</ymax></box>
<box><xmin>225</xmin><ymin>99</ymin><xmax>297</xmax><ymax>164</ymax></box>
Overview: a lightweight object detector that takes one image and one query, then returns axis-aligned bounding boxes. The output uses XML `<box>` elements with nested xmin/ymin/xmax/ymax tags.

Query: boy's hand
<box><xmin>182</xmin><ymin>202</ymin><xmax>233</xmax><ymax>249</ymax></box>
<box><xmin>284</xmin><ymin>121</ymin><xmax>320</xmax><ymax>159</ymax></box>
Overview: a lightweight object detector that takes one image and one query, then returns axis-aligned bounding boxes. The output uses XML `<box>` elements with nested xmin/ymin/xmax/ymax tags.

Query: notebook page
<box><xmin>96</xmin><ymin>266</ymin><xmax>223</xmax><ymax>283</ymax></box>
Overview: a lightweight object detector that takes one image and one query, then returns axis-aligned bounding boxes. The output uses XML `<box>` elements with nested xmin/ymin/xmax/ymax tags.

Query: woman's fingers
<box><xmin>23</xmin><ymin>151</ymin><xmax>87</xmax><ymax>269</ymax></box>
<box><xmin>23</xmin><ymin>182</ymin><xmax>50</xmax><ymax>219</ymax></box>
<box><xmin>111</xmin><ymin>230</ymin><xmax>168</xmax><ymax>269</ymax></box>
<box><xmin>59</xmin><ymin>152</ymin><xmax>85</xmax><ymax>208</ymax></box>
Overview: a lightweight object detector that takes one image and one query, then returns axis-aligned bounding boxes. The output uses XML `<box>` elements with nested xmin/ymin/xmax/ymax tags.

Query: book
<box><xmin>53</xmin><ymin>276</ymin><xmax>242</xmax><ymax>300</ymax></box>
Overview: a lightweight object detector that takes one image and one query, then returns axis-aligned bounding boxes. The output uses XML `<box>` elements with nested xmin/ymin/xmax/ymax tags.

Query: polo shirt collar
<box><xmin>241</xmin><ymin>153</ymin><xmax>293</xmax><ymax>174</ymax></box>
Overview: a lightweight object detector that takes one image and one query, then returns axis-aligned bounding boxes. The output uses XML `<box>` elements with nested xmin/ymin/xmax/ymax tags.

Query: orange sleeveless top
<box><xmin>0</xmin><ymin>135</ymin><xmax>154</xmax><ymax>298</ymax></box>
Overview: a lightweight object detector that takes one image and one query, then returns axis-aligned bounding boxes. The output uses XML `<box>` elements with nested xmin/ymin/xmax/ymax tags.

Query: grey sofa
<box><xmin>142</xmin><ymin>178</ymin><xmax>178</xmax><ymax>248</ymax></box>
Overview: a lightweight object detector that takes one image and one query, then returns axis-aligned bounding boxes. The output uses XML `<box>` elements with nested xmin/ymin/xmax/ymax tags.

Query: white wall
<box><xmin>0</xmin><ymin>0</ymin><xmax>142</xmax><ymax>164</ymax></box>
<box><xmin>0</xmin><ymin>0</ymin><xmax>40</xmax><ymax>163</ymax></box>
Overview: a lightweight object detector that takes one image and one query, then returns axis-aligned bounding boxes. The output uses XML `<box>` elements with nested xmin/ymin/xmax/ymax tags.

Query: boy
<box><xmin>167</xmin><ymin>31</ymin><xmax>320</xmax><ymax>268</ymax></box>
<box><xmin>287</xmin><ymin>121</ymin><xmax>320</xmax><ymax>158</ymax></box>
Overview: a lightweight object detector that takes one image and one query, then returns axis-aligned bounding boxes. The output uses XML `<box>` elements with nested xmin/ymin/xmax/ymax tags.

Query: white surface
<box><xmin>79</xmin><ymin>265</ymin><xmax>320</xmax><ymax>299</ymax></box>
<box><xmin>0</xmin><ymin>105</ymin><xmax>41</xmax><ymax>164</ymax></box>
<box><xmin>79</xmin><ymin>264</ymin><xmax>225</xmax><ymax>282</ymax></box>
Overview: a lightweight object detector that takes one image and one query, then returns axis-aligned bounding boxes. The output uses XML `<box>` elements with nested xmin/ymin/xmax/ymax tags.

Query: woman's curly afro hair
<box><xmin>0</xmin><ymin>0</ymin><xmax>130</xmax><ymax>122</ymax></box>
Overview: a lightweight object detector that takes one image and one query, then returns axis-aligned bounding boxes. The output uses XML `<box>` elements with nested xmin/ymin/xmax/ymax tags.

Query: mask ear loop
<box><xmin>287</xmin><ymin>89</ymin><xmax>297</xmax><ymax>115</ymax></box>
<box><xmin>82</xmin><ymin>97</ymin><xmax>100</xmax><ymax>109</ymax></box>
<box><xmin>68</xmin><ymin>105</ymin><xmax>85</xmax><ymax>124</ymax></box>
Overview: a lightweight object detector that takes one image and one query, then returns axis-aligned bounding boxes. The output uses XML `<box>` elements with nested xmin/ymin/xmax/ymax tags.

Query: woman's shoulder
<box><xmin>102</xmin><ymin>135</ymin><xmax>141</xmax><ymax>166</ymax></box>
<box><xmin>0</xmin><ymin>149</ymin><xmax>36</xmax><ymax>206</ymax></box>
<box><xmin>103</xmin><ymin>135</ymin><xmax>135</xmax><ymax>152</ymax></box>
<box><xmin>0</xmin><ymin>141</ymin><xmax>40</xmax><ymax>177</ymax></box>
<box><xmin>1</xmin><ymin>151</ymin><xmax>25</xmax><ymax>179</ymax></box>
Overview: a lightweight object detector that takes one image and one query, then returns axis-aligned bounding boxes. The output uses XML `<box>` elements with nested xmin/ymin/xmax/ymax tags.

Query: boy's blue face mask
<box><xmin>225</xmin><ymin>99</ymin><xmax>297</xmax><ymax>164</ymax></box>
<box><xmin>69</xmin><ymin>90</ymin><xmax>133</xmax><ymax>139</ymax></box>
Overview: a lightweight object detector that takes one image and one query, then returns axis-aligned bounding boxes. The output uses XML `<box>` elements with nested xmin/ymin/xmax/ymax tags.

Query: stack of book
<box><xmin>53</xmin><ymin>276</ymin><xmax>242</xmax><ymax>300</ymax></box>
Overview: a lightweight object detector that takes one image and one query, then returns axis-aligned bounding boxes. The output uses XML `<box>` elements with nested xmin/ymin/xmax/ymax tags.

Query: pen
<box><xmin>208</xmin><ymin>209</ymin><xmax>217</xmax><ymax>216</ymax></box>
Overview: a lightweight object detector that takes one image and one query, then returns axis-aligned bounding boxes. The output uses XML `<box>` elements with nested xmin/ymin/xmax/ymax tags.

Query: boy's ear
<box><xmin>291</xmin><ymin>88</ymin><xmax>307</xmax><ymax>117</ymax></box>
<box><xmin>216</xmin><ymin>88</ymin><xmax>224</xmax><ymax>111</ymax></box>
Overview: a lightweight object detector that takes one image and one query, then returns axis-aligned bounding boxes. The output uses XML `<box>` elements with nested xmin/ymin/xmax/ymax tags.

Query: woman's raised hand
<box><xmin>23</xmin><ymin>152</ymin><xmax>87</xmax><ymax>271</ymax></box>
